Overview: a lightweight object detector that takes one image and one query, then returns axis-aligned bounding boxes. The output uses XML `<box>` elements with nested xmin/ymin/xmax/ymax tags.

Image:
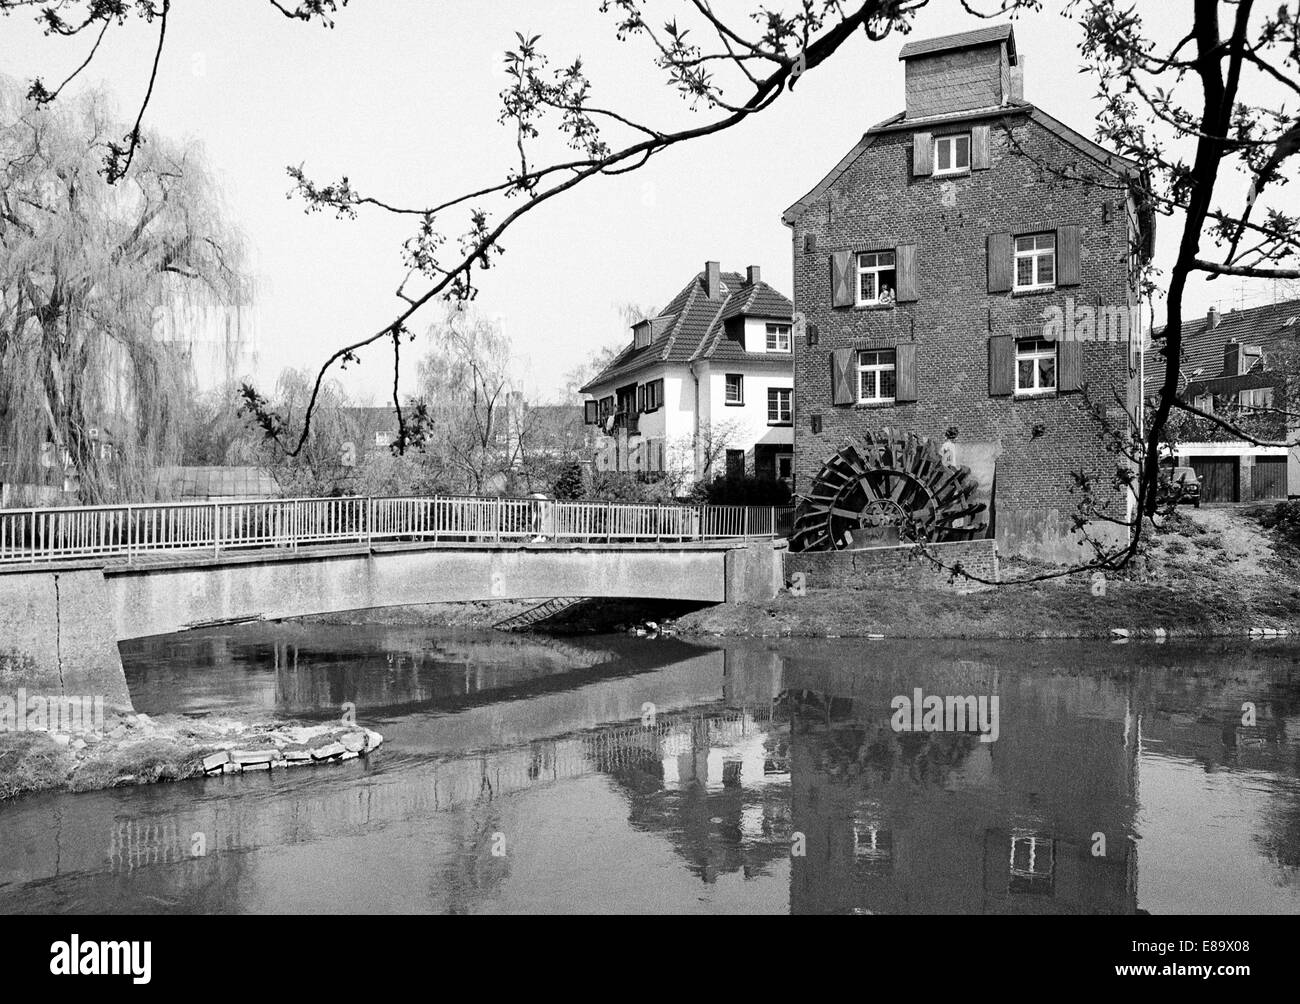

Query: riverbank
<box><xmin>0</xmin><ymin>711</ymin><xmax>383</xmax><ymax>802</ymax></box>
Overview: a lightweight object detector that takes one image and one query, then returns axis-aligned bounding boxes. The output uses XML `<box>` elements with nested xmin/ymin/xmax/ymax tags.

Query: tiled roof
<box><xmin>1143</xmin><ymin>299</ymin><xmax>1300</xmax><ymax>398</ymax></box>
<box><xmin>580</xmin><ymin>269</ymin><xmax>793</xmax><ymax>391</ymax></box>
<box><xmin>897</xmin><ymin>25</ymin><xmax>1014</xmax><ymax>61</ymax></box>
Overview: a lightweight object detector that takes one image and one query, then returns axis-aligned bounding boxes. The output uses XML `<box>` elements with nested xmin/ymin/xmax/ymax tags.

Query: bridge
<box><xmin>0</xmin><ymin>494</ymin><xmax>792</xmax><ymax>709</ymax></box>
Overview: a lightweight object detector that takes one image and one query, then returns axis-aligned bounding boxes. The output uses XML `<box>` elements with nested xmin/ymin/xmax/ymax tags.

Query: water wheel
<box><xmin>790</xmin><ymin>428</ymin><xmax>987</xmax><ymax>552</ymax></box>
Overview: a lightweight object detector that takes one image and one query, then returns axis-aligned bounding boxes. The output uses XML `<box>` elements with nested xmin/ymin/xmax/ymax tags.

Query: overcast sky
<box><xmin>1</xmin><ymin>1</ymin><xmax>1294</xmax><ymax>405</ymax></box>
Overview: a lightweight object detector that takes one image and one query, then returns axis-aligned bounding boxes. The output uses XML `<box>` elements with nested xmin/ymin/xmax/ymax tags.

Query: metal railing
<box><xmin>0</xmin><ymin>494</ymin><xmax>795</xmax><ymax>566</ymax></box>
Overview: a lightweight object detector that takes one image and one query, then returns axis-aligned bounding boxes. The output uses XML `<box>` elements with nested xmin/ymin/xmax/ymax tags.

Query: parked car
<box><xmin>1158</xmin><ymin>466</ymin><xmax>1202</xmax><ymax>508</ymax></box>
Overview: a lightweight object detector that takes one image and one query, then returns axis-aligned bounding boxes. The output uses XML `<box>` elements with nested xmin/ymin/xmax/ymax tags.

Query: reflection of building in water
<box><xmin>781</xmin><ymin>647</ymin><xmax>1139</xmax><ymax>915</ymax></box>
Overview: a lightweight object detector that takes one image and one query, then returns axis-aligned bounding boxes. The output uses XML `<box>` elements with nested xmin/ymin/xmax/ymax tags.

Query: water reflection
<box><xmin>0</xmin><ymin>629</ymin><xmax>1298</xmax><ymax>914</ymax></box>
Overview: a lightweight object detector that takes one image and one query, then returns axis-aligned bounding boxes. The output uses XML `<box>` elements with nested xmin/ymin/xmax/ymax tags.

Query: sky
<box><xmin>1</xmin><ymin>0</ymin><xmax>1295</xmax><ymax>405</ymax></box>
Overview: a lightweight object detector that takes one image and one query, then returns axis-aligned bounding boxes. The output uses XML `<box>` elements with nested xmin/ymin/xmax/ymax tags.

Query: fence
<box><xmin>0</xmin><ymin>494</ymin><xmax>795</xmax><ymax>566</ymax></box>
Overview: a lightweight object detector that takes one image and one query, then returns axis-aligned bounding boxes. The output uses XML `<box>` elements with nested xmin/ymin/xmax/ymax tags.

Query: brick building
<box><xmin>782</xmin><ymin>25</ymin><xmax>1153</xmax><ymax>559</ymax></box>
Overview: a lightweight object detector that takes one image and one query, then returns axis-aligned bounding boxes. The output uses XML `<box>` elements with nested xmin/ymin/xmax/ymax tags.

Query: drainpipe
<box><xmin>690</xmin><ymin>361</ymin><xmax>701</xmax><ymax>484</ymax></box>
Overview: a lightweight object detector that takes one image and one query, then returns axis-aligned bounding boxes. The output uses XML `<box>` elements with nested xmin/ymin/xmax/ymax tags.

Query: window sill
<box><xmin>1013</xmin><ymin>390</ymin><xmax>1058</xmax><ymax>400</ymax></box>
<box><xmin>723</xmin><ymin>401</ymin><xmax>745</xmax><ymax>407</ymax></box>
<box><xmin>767</xmin><ymin>421</ymin><xmax>793</xmax><ymax>427</ymax></box>
<box><xmin>853</xmin><ymin>303</ymin><xmax>897</xmax><ymax>312</ymax></box>
<box><xmin>854</xmin><ymin>400</ymin><xmax>898</xmax><ymax>409</ymax></box>
<box><xmin>933</xmin><ymin>169</ymin><xmax>971</xmax><ymax>179</ymax></box>
<box><xmin>1011</xmin><ymin>286</ymin><xmax>1057</xmax><ymax>298</ymax></box>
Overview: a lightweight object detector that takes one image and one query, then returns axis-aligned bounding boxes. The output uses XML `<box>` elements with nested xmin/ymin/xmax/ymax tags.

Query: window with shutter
<box><xmin>987</xmin><ymin>232</ymin><xmax>1013</xmax><ymax>293</ymax></box>
<box><xmin>988</xmin><ymin>334</ymin><xmax>1014</xmax><ymax>396</ymax></box>
<box><xmin>1057</xmin><ymin>225</ymin><xmax>1082</xmax><ymax>286</ymax></box>
<box><xmin>895</xmin><ymin>244</ymin><xmax>919</xmax><ymax>302</ymax></box>
<box><xmin>912</xmin><ymin>132</ymin><xmax>933</xmax><ymax>176</ymax></box>
<box><xmin>831</xmin><ymin>349</ymin><xmax>856</xmax><ymax>405</ymax></box>
<box><xmin>972</xmin><ymin>124</ymin><xmax>991</xmax><ymax>170</ymax></box>
<box><xmin>895</xmin><ymin>342</ymin><xmax>919</xmax><ymax>402</ymax></box>
<box><xmin>1015</xmin><ymin>338</ymin><xmax>1057</xmax><ymax>395</ymax></box>
<box><xmin>856</xmin><ymin>349</ymin><xmax>896</xmax><ymax>404</ymax></box>
<box><xmin>1058</xmin><ymin>339</ymin><xmax>1083</xmax><ymax>392</ymax></box>
<box><xmin>831</xmin><ymin>251</ymin><xmax>854</xmax><ymax>307</ymax></box>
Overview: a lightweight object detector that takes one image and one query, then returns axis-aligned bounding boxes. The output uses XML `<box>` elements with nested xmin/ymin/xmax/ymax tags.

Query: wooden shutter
<box><xmin>584</xmin><ymin>400</ymin><xmax>598</xmax><ymax>425</ymax></box>
<box><xmin>831</xmin><ymin>251</ymin><xmax>855</xmax><ymax>307</ymax></box>
<box><xmin>988</xmin><ymin>335</ymin><xmax>1014</xmax><ymax>396</ymax></box>
<box><xmin>1058</xmin><ymin>339</ymin><xmax>1083</xmax><ymax>392</ymax></box>
<box><xmin>912</xmin><ymin>132</ymin><xmax>933</xmax><ymax>176</ymax></box>
<box><xmin>831</xmin><ymin>348</ymin><xmax>856</xmax><ymax>405</ymax></box>
<box><xmin>972</xmin><ymin>124</ymin><xmax>991</xmax><ymax>170</ymax></box>
<box><xmin>987</xmin><ymin>232</ymin><xmax>1012</xmax><ymax>293</ymax></box>
<box><xmin>895</xmin><ymin>342</ymin><xmax>919</xmax><ymax>403</ymax></box>
<box><xmin>1057</xmin><ymin>224</ymin><xmax>1081</xmax><ymax>286</ymax></box>
<box><xmin>895</xmin><ymin>243</ymin><xmax>919</xmax><ymax>302</ymax></box>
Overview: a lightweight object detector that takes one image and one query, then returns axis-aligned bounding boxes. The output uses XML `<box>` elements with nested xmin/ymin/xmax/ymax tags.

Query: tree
<box><xmin>1071</xmin><ymin>0</ymin><xmax>1300</xmax><ymax>553</ymax></box>
<box><xmin>414</xmin><ymin>306</ymin><xmax>519</xmax><ymax>494</ymax></box>
<box><xmin>0</xmin><ymin>76</ymin><xmax>248</xmax><ymax>502</ymax></box>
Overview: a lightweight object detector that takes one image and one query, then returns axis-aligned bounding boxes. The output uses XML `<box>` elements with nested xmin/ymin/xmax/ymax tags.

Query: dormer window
<box><xmin>934</xmin><ymin>133</ymin><xmax>971</xmax><ymax>175</ymax></box>
<box><xmin>633</xmin><ymin>320</ymin><xmax>652</xmax><ymax>350</ymax></box>
<box><xmin>766</xmin><ymin>323</ymin><xmax>792</xmax><ymax>352</ymax></box>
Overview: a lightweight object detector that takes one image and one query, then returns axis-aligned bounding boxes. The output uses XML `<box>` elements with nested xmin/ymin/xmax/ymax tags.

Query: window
<box><xmin>725</xmin><ymin>449</ymin><xmax>745</xmax><ymax>478</ymax></box>
<box><xmin>934</xmin><ymin>133</ymin><xmax>971</xmax><ymax>175</ymax></box>
<box><xmin>633</xmin><ymin>320</ymin><xmax>652</xmax><ymax>349</ymax></box>
<box><xmin>766</xmin><ymin>323</ymin><xmax>792</xmax><ymax>352</ymax></box>
<box><xmin>767</xmin><ymin>387</ymin><xmax>793</xmax><ymax>424</ymax></box>
<box><xmin>857</xmin><ymin>349</ymin><xmax>897</xmax><ymax>404</ymax></box>
<box><xmin>374</xmin><ymin>430</ymin><xmax>395</xmax><ymax>448</ymax></box>
<box><xmin>1014</xmin><ymin>233</ymin><xmax>1056</xmax><ymax>291</ymax></box>
<box><xmin>1239</xmin><ymin>387</ymin><xmax>1273</xmax><ymax>409</ymax></box>
<box><xmin>598</xmin><ymin>395</ymin><xmax>615</xmax><ymax>421</ymax></box>
<box><xmin>637</xmin><ymin>378</ymin><xmax>663</xmax><ymax>412</ymax></box>
<box><xmin>1015</xmin><ymin>339</ymin><xmax>1057</xmax><ymax>395</ymax></box>
<box><xmin>725</xmin><ymin>373</ymin><xmax>744</xmax><ymax>405</ymax></box>
<box><xmin>776</xmin><ymin>453</ymin><xmax>793</xmax><ymax>482</ymax></box>
<box><xmin>856</xmin><ymin>251</ymin><xmax>897</xmax><ymax>307</ymax></box>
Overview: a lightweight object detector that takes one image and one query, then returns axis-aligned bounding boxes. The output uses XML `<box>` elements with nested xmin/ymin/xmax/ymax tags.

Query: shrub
<box><xmin>1258</xmin><ymin>500</ymin><xmax>1300</xmax><ymax>545</ymax></box>
<box><xmin>690</xmin><ymin>474</ymin><xmax>792</xmax><ymax>507</ymax></box>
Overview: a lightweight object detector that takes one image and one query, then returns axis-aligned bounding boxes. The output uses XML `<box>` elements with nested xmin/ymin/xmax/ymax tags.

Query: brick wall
<box><xmin>785</xmin><ymin>539</ymin><xmax>999</xmax><ymax>590</ymax></box>
<box><xmin>790</xmin><ymin>111</ymin><xmax>1138</xmax><ymax>533</ymax></box>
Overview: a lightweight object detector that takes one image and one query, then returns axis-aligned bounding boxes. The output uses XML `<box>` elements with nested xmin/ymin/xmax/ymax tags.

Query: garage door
<box><xmin>1188</xmin><ymin>457</ymin><xmax>1239</xmax><ymax>503</ymax></box>
<box><xmin>1251</xmin><ymin>456</ymin><xmax>1287</xmax><ymax>500</ymax></box>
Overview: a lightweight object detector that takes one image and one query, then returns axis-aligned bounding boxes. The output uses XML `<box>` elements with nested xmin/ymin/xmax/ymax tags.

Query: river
<box><xmin>1</xmin><ymin>625</ymin><xmax>1298</xmax><ymax>914</ymax></box>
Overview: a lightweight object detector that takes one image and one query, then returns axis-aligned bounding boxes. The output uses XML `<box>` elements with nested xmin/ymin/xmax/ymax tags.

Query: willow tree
<box><xmin>0</xmin><ymin>76</ymin><xmax>248</xmax><ymax>503</ymax></box>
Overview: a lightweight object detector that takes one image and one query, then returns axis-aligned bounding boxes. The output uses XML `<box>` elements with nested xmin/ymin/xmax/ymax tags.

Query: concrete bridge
<box><xmin>0</xmin><ymin>494</ymin><xmax>789</xmax><ymax>709</ymax></box>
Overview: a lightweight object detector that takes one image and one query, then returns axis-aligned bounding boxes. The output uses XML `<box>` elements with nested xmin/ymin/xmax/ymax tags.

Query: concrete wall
<box><xmin>0</xmin><ymin>569</ymin><xmax>132</xmax><ymax>710</ymax></box>
<box><xmin>786</xmin><ymin>539</ymin><xmax>999</xmax><ymax>590</ymax></box>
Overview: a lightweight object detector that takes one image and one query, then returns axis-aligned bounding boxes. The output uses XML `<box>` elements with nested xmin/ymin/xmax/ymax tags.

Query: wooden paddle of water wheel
<box><xmin>790</xmin><ymin>428</ymin><xmax>987</xmax><ymax>552</ymax></box>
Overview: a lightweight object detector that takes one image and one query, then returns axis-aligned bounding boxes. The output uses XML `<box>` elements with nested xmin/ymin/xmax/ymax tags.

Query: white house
<box><xmin>581</xmin><ymin>262</ymin><xmax>795</xmax><ymax>486</ymax></box>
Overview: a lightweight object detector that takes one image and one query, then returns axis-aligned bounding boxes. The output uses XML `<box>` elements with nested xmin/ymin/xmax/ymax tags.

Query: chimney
<box><xmin>1207</xmin><ymin>305</ymin><xmax>1220</xmax><ymax>330</ymax></box>
<box><xmin>899</xmin><ymin>25</ymin><xmax>1017</xmax><ymax>119</ymax></box>
<box><xmin>746</xmin><ymin>265</ymin><xmax>762</xmax><ymax>285</ymax></box>
<box><xmin>704</xmin><ymin>261</ymin><xmax>722</xmax><ymax>300</ymax></box>
<box><xmin>1223</xmin><ymin>339</ymin><xmax>1240</xmax><ymax>376</ymax></box>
